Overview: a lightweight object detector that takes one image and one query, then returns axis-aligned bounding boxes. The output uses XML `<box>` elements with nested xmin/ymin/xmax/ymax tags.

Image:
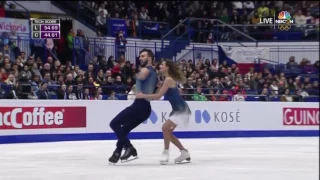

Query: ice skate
<box><xmin>174</xmin><ymin>149</ymin><xmax>191</xmax><ymax>164</ymax></box>
<box><xmin>120</xmin><ymin>146</ymin><xmax>138</xmax><ymax>163</ymax></box>
<box><xmin>108</xmin><ymin>149</ymin><xmax>122</xmax><ymax>164</ymax></box>
<box><xmin>160</xmin><ymin>149</ymin><xmax>169</xmax><ymax>165</ymax></box>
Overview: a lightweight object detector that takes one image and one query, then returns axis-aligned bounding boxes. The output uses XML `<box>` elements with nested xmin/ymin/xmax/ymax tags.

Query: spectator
<box><xmin>243</xmin><ymin>1</ymin><xmax>255</xmax><ymax>10</ymax></box>
<box><xmin>115</xmin><ymin>31</ymin><xmax>127</xmax><ymax>59</ymax></box>
<box><xmin>20</xmin><ymin>51</ymin><xmax>27</xmax><ymax>63</ymax></box>
<box><xmin>232</xmin><ymin>90</ymin><xmax>245</xmax><ymax>101</ymax></box>
<box><xmin>269</xmin><ymin>80</ymin><xmax>279</xmax><ymax>95</ymax></box>
<box><xmin>280</xmin><ymin>88</ymin><xmax>293</xmax><ymax>102</ymax></box>
<box><xmin>233</xmin><ymin>1</ymin><xmax>243</xmax><ymax>9</ymax></box>
<box><xmin>0</xmin><ymin>52</ymin><xmax>3</xmax><ymax>63</ymax></box>
<box><xmin>107</xmin><ymin>90</ymin><xmax>118</xmax><ymax>100</ymax></box>
<box><xmin>311</xmin><ymin>81</ymin><xmax>319</xmax><ymax>94</ymax></box>
<box><xmin>93</xmin><ymin>87</ymin><xmax>103</xmax><ymax>100</ymax></box>
<box><xmin>96</xmin><ymin>70</ymin><xmax>106</xmax><ymax>85</ymax></box>
<box><xmin>297</xmin><ymin>88</ymin><xmax>309</xmax><ymax>98</ymax></box>
<box><xmin>57</xmin><ymin>84</ymin><xmax>67</xmax><ymax>99</ymax></box>
<box><xmin>5</xmin><ymin>83</ymin><xmax>19</xmax><ymax>99</ymax></box>
<box><xmin>31</xmin><ymin>62</ymin><xmax>42</xmax><ymax>79</ymax></box>
<box><xmin>37</xmin><ymin>82</ymin><xmax>50</xmax><ymax>99</ymax></box>
<box><xmin>207</xmin><ymin>89</ymin><xmax>216</xmax><ymax>101</ymax></box>
<box><xmin>294</xmin><ymin>10</ymin><xmax>307</xmax><ymax>28</ymax></box>
<box><xmin>0</xmin><ymin>80</ymin><xmax>4</xmax><ymax>99</ymax></box>
<box><xmin>65</xmin><ymin>73</ymin><xmax>76</xmax><ymax>86</ymax></box>
<box><xmin>98</xmin><ymin>3</ymin><xmax>108</xmax><ymax>17</ymax></box>
<box><xmin>4</xmin><ymin>74</ymin><xmax>15</xmax><ymax>86</ymax></box>
<box><xmin>287</xmin><ymin>56</ymin><xmax>298</xmax><ymax>69</ymax></box>
<box><xmin>259</xmin><ymin>88</ymin><xmax>269</xmax><ymax>101</ymax></box>
<box><xmin>217</xmin><ymin>90</ymin><xmax>231</xmax><ymax>101</ymax></box>
<box><xmin>139</xmin><ymin>7</ymin><xmax>148</xmax><ymax>20</ymax></box>
<box><xmin>106</xmin><ymin>56</ymin><xmax>115</xmax><ymax>69</ymax></box>
<box><xmin>127</xmin><ymin>84</ymin><xmax>136</xmax><ymax>100</ymax></box>
<box><xmin>66</xmin><ymin>84</ymin><xmax>77</xmax><ymax>100</ymax></box>
<box><xmin>42</xmin><ymin>72</ymin><xmax>55</xmax><ymax>86</ymax></box>
<box><xmin>96</xmin><ymin>10</ymin><xmax>107</xmax><ymax>33</ymax></box>
<box><xmin>303</xmin><ymin>60</ymin><xmax>315</xmax><ymax>74</ymax></box>
<box><xmin>83</xmin><ymin>88</ymin><xmax>91</xmax><ymax>100</ymax></box>
<box><xmin>75</xmin><ymin>83</ymin><xmax>84</xmax><ymax>100</ymax></box>
<box><xmin>192</xmin><ymin>87</ymin><xmax>207</xmax><ymax>101</ymax></box>
<box><xmin>313</xmin><ymin>61</ymin><xmax>319</xmax><ymax>70</ymax></box>
<box><xmin>19</xmin><ymin>65</ymin><xmax>32</xmax><ymax>80</ymax></box>
<box><xmin>219</xmin><ymin>8</ymin><xmax>230</xmax><ymax>23</ymax></box>
<box><xmin>257</xmin><ymin>2</ymin><xmax>269</xmax><ymax>18</ymax></box>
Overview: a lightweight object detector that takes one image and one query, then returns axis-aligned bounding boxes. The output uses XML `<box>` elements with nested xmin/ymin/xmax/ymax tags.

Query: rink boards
<box><xmin>0</xmin><ymin>100</ymin><xmax>319</xmax><ymax>144</ymax></box>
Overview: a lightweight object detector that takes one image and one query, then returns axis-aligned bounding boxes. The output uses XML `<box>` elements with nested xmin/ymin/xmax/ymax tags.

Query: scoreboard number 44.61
<box><xmin>32</xmin><ymin>31</ymin><xmax>61</xmax><ymax>39</ymax></box>
<box><xmin>31</xmin><ymin>18</ymin><xmax>61</xmax><ymax>39</ymax></box>
<box><xmin>41</xmin><ymin>32</ymin><xmax>60</xmax><ymax>39</ymax></box>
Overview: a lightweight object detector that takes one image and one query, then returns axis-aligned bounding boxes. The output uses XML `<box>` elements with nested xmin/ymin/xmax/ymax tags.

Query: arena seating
<box><xmin>0</xmin><ymin>1</ymin><xmax>319</xmax><ymax>102</ymax></box>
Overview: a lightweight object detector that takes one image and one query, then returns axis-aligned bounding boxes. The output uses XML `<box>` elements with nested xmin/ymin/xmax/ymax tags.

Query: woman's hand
<box><xmin>135</xmin><ymin>92</ymin><xmax>145</xmax><ymax>99</ymax></box>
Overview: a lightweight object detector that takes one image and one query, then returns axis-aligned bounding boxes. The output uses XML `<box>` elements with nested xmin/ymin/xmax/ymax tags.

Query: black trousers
<box><xmin>109</xmin><ymin>99</ymin><xmax>151</xmax><ymax>150</ymax></box>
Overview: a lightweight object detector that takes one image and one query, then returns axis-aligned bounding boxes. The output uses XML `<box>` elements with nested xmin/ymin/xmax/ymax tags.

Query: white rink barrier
<box><xmin>0</xmin><ymin>100</ymin><xmax>319</xmax><ymax>144</ymax></box>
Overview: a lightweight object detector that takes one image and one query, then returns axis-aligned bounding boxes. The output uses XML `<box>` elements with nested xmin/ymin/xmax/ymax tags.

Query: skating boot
<box><xmin>174</xmin><ymin>149</ymin><xmax>191</xmax><ymax>164</ymax></box>
<box><xmin>108</xmin><ymin>149</ymin><xmax>122</xmax><ymax>164</ymax></box>
<box><xmin>120</xmin><ymin>146</ymin><xmax>138</xmax><ymax>162</ymax></box>
<box><xmin>160</xmin><ymin>149</ymin><xmax>169</xmax><ymax>165</ymax></box>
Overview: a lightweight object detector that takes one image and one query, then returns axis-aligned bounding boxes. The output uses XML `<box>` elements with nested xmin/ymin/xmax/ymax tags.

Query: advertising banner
<box><xmin>109</xmin><ymin>19</ymin><xmax>127</xmax><ymax>37</ymax></box>
<box><xmin>0</xmin><ymin>101</ymin><xmax>318</xmax><ymax>144</ymax></box>
<box><xmin>220</xmin><ymin>46</ymin><xmax>270</xmax><ymax>63</ymax></box>
<box><xmin>0</xmin><ymin>106</ymin><xmax>86</xmax><ymax>130</ymax></box>
<box><xmin>0</xmin><ymin>17</ymin><xmax>29</xmax><ymax>33</ymax></box>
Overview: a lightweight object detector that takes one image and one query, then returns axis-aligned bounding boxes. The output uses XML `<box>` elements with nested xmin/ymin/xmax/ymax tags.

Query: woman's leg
<box><xmin>162</xmin><ymin>120</ymin><xmax>176</xmax><ymax>150</ymax></box>
<box><xmin>170</xmin><ymin>133</ymin><xmax>186</xmax><ymax>151</ymax></box>
<box><xmin>162</xmin><ymin>119</ymin><xmax>186</xmax><ymax>150</ymax></box>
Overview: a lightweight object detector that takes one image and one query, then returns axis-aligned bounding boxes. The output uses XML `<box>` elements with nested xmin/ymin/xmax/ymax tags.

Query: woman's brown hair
<box><xmin>163</xmin><ymin>59</ymin><xmax>186</xmax><ymax>84</ymax></box>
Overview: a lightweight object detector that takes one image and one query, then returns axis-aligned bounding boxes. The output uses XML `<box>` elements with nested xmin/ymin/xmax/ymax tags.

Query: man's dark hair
<box><xmin>139</xmin><ymin>49</ymin><xmax>155</xmax><ymax>62</ymax></box>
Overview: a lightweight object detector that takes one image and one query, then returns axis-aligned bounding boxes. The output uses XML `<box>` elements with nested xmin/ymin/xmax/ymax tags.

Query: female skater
<box><xmin>136</xmin><ymin>59</ymin><xmax>191</xmax><ymax>164</ymax></box>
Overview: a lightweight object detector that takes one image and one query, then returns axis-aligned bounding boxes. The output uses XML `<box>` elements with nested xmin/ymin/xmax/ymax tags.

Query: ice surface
<box><xmin>0</xmin><ymin>137</ymin><xmax>318</xmax><ymax>180</ymax></box>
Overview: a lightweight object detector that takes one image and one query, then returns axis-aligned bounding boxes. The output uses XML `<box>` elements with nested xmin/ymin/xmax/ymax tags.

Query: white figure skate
<box><xmin>174</xmin><ymin>149</ymin><xmax>191</xmax><ymax>164</ymax></box>
<box><xmin>160</xmin><ymin>149</ymin><xmax>169</xmax><ymax>165</ymax></box>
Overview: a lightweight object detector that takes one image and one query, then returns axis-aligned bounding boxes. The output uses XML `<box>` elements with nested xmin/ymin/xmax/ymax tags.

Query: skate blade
<box><xmin>160</xmin><ymin>161</ymin><xmax>169</xmax><ymax>165</ymax></box>
<box><xmin>174</xmin><ymin>157</ymin><xmax>191</xmax><ymax>164</ymax></box>
<box><xmin>121</xmin><ymin>156</ymin><xmax>138</xmax><ymax>163</ymax></box>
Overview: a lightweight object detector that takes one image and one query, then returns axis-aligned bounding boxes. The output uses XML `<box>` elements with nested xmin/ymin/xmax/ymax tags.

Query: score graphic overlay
<box><xmin>31</xmin><ymin>19</ymin><xmax>60</xmax><ymax>39</ymax></box>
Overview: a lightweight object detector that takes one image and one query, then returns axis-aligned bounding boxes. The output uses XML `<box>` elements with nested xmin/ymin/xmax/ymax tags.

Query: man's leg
<box><xmin>120</xmin><ymin>118</ymin><xmax>146</xmax><ymax>148</ymax></box>
<box><xmin>119</xmin><ymin>106</ymin><xmax>151</xmax><ymax>160</ymax></box>
<box><xmin>109</xmin><ymin>107</ymin><xmax>132</xmax><ymax>150</ymax></box>
<box><xmin>109</xmin><ymin>107</ymin><xmax>134</xmax><ymax>163</ymax></box>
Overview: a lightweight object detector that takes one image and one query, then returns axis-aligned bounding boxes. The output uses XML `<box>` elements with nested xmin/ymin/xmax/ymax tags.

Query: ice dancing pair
<box><xmin>108</xmin><ymin>49</ymin><xmax>191</xmax><ymax>164</ymax></box>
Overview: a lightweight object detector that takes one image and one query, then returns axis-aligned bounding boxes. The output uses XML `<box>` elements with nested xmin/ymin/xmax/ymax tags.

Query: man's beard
<box><xmin>140</xmin><ymin>60</ymin><xmax>148</xmax><ymax>67</ymax></box>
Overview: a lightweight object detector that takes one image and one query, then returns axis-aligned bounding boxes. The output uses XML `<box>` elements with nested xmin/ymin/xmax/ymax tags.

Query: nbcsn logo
<box><xmin>259</xmin><ymin>11</ymin><xmax>293</xmax><ymax>25</ymax></box>
<box><xmin>276</xmin><ymin>11</ymin><xmax>293</xmax><ymax>24</ymax></box>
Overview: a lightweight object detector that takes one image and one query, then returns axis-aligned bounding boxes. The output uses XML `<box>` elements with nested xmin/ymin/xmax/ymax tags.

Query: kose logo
<box><xmin>195</xmin><ymin>110</ymin><xmax>241</xmax><ymax>123</ymax></box>
<box><xmin>283</xmin><ymin>108</ymin><xmax>319</xmax><ymax>126</ymax></box>
<box><xmin>143</xmin><ymin>110</ymin><xmax>158</xmax><ymax>124</ymax></box>
<box><xmin>195</xmin><ymin>110</ymin><xmax>211</xmax><ymax>123</ymax></box>
<box><xmin>0</xmin><ymin>107</ymin><xmax>87</xmax><ymax>129</ymax></box>
<box><xmin>143</xmin><ymin>110</ymin><xmax>171</xmax><ymax>124</ymax></box>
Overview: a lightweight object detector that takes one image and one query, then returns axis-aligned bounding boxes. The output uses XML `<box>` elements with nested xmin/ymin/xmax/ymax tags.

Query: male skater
<box><xmin>109</xmin><ymin>49</ymin><xmax>157</xmax><ymax>163</ymax></box>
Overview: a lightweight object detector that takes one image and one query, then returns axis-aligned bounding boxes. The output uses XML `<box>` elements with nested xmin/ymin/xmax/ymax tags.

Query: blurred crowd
<box><xmin>0</xmin><ymin>48</ymin><xmax>318</xmax><ymax>101</ymax></box>
<box><xmin>89</xmin><ymin>1</ymin><xmax>319</xmax><ymax>41</ymax></box>
<box><xmin>0</xmin><ymin>1</ymin><xmax>319</xmax><ymax>101</ymax></box>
